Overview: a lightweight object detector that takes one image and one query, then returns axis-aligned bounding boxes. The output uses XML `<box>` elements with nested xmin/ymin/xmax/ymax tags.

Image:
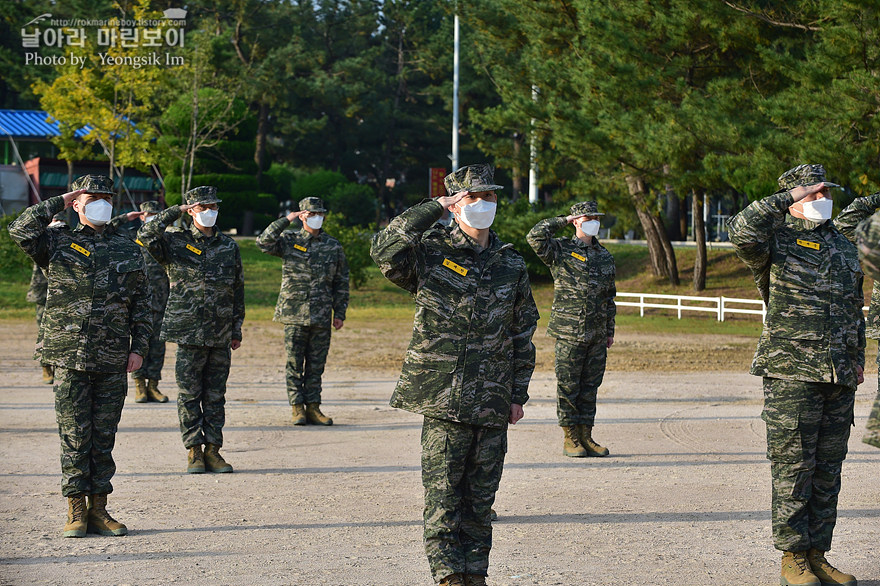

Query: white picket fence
<box><xmin>616</xmin><ymin>292</ymin><xmax>871</xmax><ymax>322</ymax></box>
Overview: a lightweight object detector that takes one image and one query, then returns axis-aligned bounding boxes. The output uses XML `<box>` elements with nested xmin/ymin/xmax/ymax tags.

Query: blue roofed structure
<box><xmin>0</xmin><ymin>109</ymin><xmax>92</xmax><ymax>140</ymax></box>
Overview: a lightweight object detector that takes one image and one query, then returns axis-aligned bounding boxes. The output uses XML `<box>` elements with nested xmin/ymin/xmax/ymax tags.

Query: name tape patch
<box><xmin>293</xmin><ymin>244</ymin><xmax>308</xmax><ymax>252</ymax></box>
<box><xmin>571</xmin><ymin>252</ymin><xmax>587</xmax><ymax>262</ymax></box>
<box><xmin>135</xmin><ymin>238</ymin><xmax>144</xmax><ymax>247</ymax></box>
<box><xmin>70</xmin><ymin>243</ymin><xmax>91</xmax><ymax>257</ymax></box>
<box><xmin>442</xmin><ymin>258</ymin><xmax>468</xmax><ymax>276</ymax></box>
<box><xmin>796</xmin><ymin>239</ymin><xmax>820</xmax><ymax>251</ymax></box>
<box><xmin>186</xmin><ymin>244</ymin><xmax>203</xmax><ymax>255</ymax></box>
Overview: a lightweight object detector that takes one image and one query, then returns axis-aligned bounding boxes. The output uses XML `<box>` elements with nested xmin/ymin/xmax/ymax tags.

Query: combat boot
<box><xmin>291</xmin><ymin>404</ymin><xmax>307</xmax><ymax>425</ymax></box>
<box><xmin>87</xmin><ymin>494</ymin><xmax>128</xmax><ymax>536</ymax></box>
<box><xmin>63</xmin><ymin>494</ymin><xmax>87</xmax><ymax>537</ymax></box>
<box><xmin>41</xmin><ymin>364</ymin><xmax>54</xmax><ymax>385</ymax></box>
<box><xmin>465</xmin><ymin>575</ymin><xmax>488</xmax><ymax>586</ymax></box>
<box><xmin>204</xmin><ymin>443</ymin><xmax>233</xmax><ymax>473</ymax></box>
<box><xmin>807</xmin><ymin>549</ymin><xmax>857</xmax><ymax>586</ymax></box>
<box><xmin>133</xmin><ymin>376</ymin><xmax>149</xmax><ymax>403</ymax></box>
<box><xmin>439</xmin><ymin>574</ymin><xmax>466</xmax><ymax>586</ymax></box>
<box><xmin>863</xmin><ymin>430</ymin><xmax>880</xmax><ymax>449</ymax></box>
<box><xmin>145</xmin><ymin>379</ymin><xmax>169</xmax><ymax>403</ymax></box>
<box><xmin>306</xmin><ymin>403</ymin><xmax>333</xmax><ymax>426</ymax></box>
<box><xmin>781</xmin><ymin>551</ymin><xmax>821</xmax><ymax>586</ymax></box>
<box><xmin>187</xmin><ymin>445</ymin><xmax>206</xmax><ymax>474</ymax></box>
<box><xmin>562</xmin><ymin>426</ymin><xmax>587</xmax><ymax>457</ymax></box>
<box><xmin>579</xmin><ymin>425</ymin><xmax>610</xmax><ymax>457</ymax></box>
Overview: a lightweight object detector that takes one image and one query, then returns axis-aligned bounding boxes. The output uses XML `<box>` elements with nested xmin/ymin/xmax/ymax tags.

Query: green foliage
<box><xmin>323</xmin><ymin>212</ymin><xmax>375</xmax><ymax>290</ymax></box>
<box><xmin>327</xmin><ymin>182</ymin><xmax>377</xmax><ymax>227</ymax></box>
<box><xmin>0</xmin><ymin>211</ymin><xmax>32</xmax><ymax>278</ymax></box>
<box><xmin>291</xmin><ymin>170</ymin><xmax>347</xmax><ymax>201</ymax></box>
<box><xmin>491</xmin><ymin>198</ymin><xmax>570</xmax><ymax>279</ymax></box>
<box><xmin>264</xmin><ymin>163</ymin><xmax>303</xmax><ymax>200</ymax></box>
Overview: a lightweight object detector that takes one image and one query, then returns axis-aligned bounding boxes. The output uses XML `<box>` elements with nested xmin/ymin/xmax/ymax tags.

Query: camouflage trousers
<box><xmin>421</xmin><ymin>417</ymin><xmax>507</xmax><ymax>582</ymax></box>
<box><xmin>554</xmin><ymin>335</ymin><xmax>607</xmax><ymax>426</ymax></box>
<box><xmin>868</xmin><ymin>354</ymin><xmax>880</xmax><ymax>434</ymax></box>
<box><xmin>284</xmin><ymin>325</ymin><xmax>331</xmax><ymax>405</ymax></box>
<box><xmin>176</xmin><ymin>344</ymin><xmax>231</xmax><ymax>449</ymax></box>
<box><xmin>761</xmin><ymin>378</ymin><xmax>854</xmax><ymax>552</ymax></box>
<box><xmin>35</xmin><ymin>303</ymin><xmax>48</xmax><ymax>366</ymax></box>
<box><xmin>133</xmin><ymin>309</ymin><xmax>166</xmax><ymax>381</ymax></box>
<box><xmin>54</xmin><ymin>368</ymin><xmax>126</xmax><ymax>496</ymax></box>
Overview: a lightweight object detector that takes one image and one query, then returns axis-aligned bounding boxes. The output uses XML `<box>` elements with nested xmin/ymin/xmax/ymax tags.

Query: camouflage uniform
<box><xmin>371</xmin><ymin>164</ymin><xmax>539</xmax><ymax>583</ymax></box>
<box><xmin>834</xmin><ymin>193</ymin><xmax>880</xmax><ymax>448</ymax></box>
<box><xmin>8</xmin><ymin>176</ymin><xmax>152</xmax><ymax>497</ymax></box>
<box><xmin>728</xmin><ymin>164</ymin><xmax>864</xmax><ymax>553</ymax></box>
<box><xmin>108</xmin><ymin>202</ymin><xmax>171</xmax><ymax>382</ymax></box>
<box><xmin>526</xmin><ymin>201</ymin><xmax>616</xmax><ymax>427</ymax></box>
<box><xmin>137</xmin><ymin>187</ymin><xmax>245</xmax><ymax>449</ymax></box>
<box><xmin>256</xmin><ymin>197</ymin><xmax>349</xmax><ymax>406</ymax></box>
<box><xmin>27</xmin><ymin>263</ymin><xmax>52</xmax><ymax>371</ymax></box>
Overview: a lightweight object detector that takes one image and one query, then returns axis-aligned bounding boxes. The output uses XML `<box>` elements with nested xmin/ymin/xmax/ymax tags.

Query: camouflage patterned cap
<box><xmin>184</xmin><ymin>186</ymin><xmax>222</xmax><ymax>205</ymax></box>
<box><xmin>777</xmin><ymin>164</ymin><xmax>840</xmax><ymax>191</ymax></box>
<box><xmin>299</xmin><ymin>197</ymin><xmax>327</xmax><ymax>212</ymax></box>
<box><xmin>140</xmin><ymin>200</ymin><xmax>162</xmax><ymax>213</ymax></box>
<box><xmin>71</xmin><ymin>174</ymin><xmax>115</xmax><ymax>195</ymax></box>
<box><xmin>444</xmin><ymin>164</ymin><xmax>504</xmax><ymax>194</ymax></box>
<box><xmin>570</xmin><ymin>201</ymin><xmax>605</xmax><ymax>217</ymax></box>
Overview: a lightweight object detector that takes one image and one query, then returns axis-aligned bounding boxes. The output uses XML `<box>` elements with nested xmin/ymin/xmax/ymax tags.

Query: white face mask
<box><xmin>83</xmin><ymin>199</ymin><xmax>113</xmax><ymax>226</ymax></box>
<box><xmin>580</xmin><ymin>220</ymin><xmax>600</xmax><ymax>237</ymax></box>
<box><xmin>143</xmin><ymin>214</ymin><xmax>157</xmax><ymax>222</ymax></box>
<box><xmin>195</xmin><ymin>209</ymin><xmax>218</xmax><ymax>227</ymax></box>
<box><xmin>800</xmin><ymin>197</ymin><xmax>833</xmax><ymax>222</ymax></box>
<box><xmin>305</xmin><ymin>215</ymin><xmax>324</xmax><ymax>230</ymax></box>
<box><xmin>457</xmin><ymin>199</ymin><xmax>497</xmax><ymax>230</ymax></box>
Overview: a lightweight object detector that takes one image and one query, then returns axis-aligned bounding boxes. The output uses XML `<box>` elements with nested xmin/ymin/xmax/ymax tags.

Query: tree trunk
<box><xmin>625</xmin><ymin>174</ymin><xmax>664</xmax><ymax>277</ymax></box>
<box><xmin>652</xmin><ymin>211</ymin><xmax>680</xmax><ymax>285</ymax></box>
<box><xmin>66</xmin><ymin>159</ymin><xmax>74</xmax><ymax>189</ymax></box>
<box><xmin>254</xmin><ymin>100</ymin><xmax>269</xmax><ymax>188</ymax></box>
<box><xmin>512</xmin><ymin>132</ymin><xmax>523</xmax><ymax>200</ymax></box>
<box><xmin>693</xmin><ymin>189</ymin><xmax>707</xmax><ymax>291</ymax></box>
<box><xmin>679</xmin><ymin>195</ymin><xmax>688</xmax><ymax>240</ymax></box>
<box><xmin>663</xmin><ymin>164</ymin><xmax>682</xmax><ymax>241</ymax></box>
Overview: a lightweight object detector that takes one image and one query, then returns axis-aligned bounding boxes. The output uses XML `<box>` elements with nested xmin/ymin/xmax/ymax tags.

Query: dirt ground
<box><xmin>0</xmin><ymin>319</ymin><xmax>878</xmax><ymax>586</ymax></box>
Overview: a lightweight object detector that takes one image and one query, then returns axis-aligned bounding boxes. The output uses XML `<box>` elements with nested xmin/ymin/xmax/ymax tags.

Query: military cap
<box><xmin>777</xmin><ymin>164</ymin><xmax>840</xmax><ymax>191</ymax></box>
<box><xmin>184</xmin><ymin>185</ymin><xmax>222</xmax><ymax>205</ymax></box>
<box><xmin>299</xmin><ymin>197</ymin><xmax>327</xmax><ymax>213</ymax></box>
<box><xmin>140</xmin><ymin>200</ymin><xmax>162</xmax><ymax>213</ymax></box>
<box><xmin>71</xmin><ymin>174</ymin><xmax>115</xmax><ymax>195</ymax></box>
<box><xmin>570</xmin><ymin>201</ymin><xmax>605</xmax><ymax>217</ymax></box>
<box><xmin>444</xmin><ymin>164</ymin><xmax>504</xmax><ymax>194</ymax></box>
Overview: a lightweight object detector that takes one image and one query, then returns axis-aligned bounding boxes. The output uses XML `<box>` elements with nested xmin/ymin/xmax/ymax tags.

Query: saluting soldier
<box><xmin>371</xmin><ymin>164</ymin><xmax>539</xmax><ymax>586</ymax></box>
<box><xmin>832</xmin><ymin>194</ymin><xmax>880</xmax><ymax>450</ymax></box>
<box><xmin>527</xmin><ymin>201</ymin><xmax>616</xmax><ymax>458</ymax></box>
<box><xmin>9</xmin><ymin>175</ymin><xmax>152</xmax><ymax>538</ymax></box>
<box><xmin>137</xmin><ymin>186</ymin><xmax>245</xmax><ymax>475</ymax></box>
<box><xmin>728</xmin><ymin>164</ymin><xmax>862</xmax><ymax>586</ymax></box>
<box><xmin>108</xmin><ymin>201</ymin><xmax>171</xmax><ymax>403</ymax></box>
<box><xmin>28</xmin><ymin>214</ymin><xmax>66</xmax><ymax>385</ymax></box>
<box><xmin>256</xmin><ymin>197</ymin><xmax>349</xmax><ymax>426</ymax></box>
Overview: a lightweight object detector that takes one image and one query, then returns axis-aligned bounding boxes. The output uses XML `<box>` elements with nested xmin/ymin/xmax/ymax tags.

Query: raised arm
<box><xmin>834</xmin><ymin>192</ymin><xmax>880</xmax><ymax>243</ymax></box>
<box><xmin>8</xmin><ymin>191</ymin><xmax>83</xmax><ymax>267</ymax></box>
<box><xmin>136</xmin><ymin>205</ymin><xmax>182</xmax><ymax>265</ymax></box>
<box><xmin>256</xmin><ymin>212</ymin><xmax>302</xmax><ymax>257</ymax></box>
<box><xmin>526</xmin><ymin>216</ymin><xmax>567</xmax><ymax>266</ymax></box>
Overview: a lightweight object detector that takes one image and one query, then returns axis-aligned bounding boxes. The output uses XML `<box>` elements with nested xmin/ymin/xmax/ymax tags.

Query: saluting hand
<box><xmin>286</xmin><ymin>210</ymin><xmax>309</xmax><ymax>222</ymax></box>
<box><xmin>61</xmin><ymin>188</ymin><xmax>87</xmax><ymax>208</ymax></box>
<box><xmin>789</xmin><ymin>182</ymin><xmax>829</xmax><ymax>203</ymax></box>
<box><xmin>436</xmin><ymin>190</ymin><xmax>469</xmax><ymax>211</ymax></box>
<box><xmin>180</xmin><ymin>202</ymin><xmax>202</xmax><ymax>212</ymax></box>
<box><xmin>566</xmin><ymin>213</ymin><xmax>588</xmax><ymax>224</ymax></box>
<box><xmin>125</xmin><ymin>211</ymin><xmax>144</xmax><ymax>222</ymax></box>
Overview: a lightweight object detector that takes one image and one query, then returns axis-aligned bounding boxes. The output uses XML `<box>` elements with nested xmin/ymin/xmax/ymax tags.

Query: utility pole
<box><xmin>528</xmin><ymin>85</ymin><xmax>538</xmax><ymax>205</ymax></box>
<box><xmin>451</xmin><ymin>13</ymin><xmax>460</xmax><ymax>173</ymax></box>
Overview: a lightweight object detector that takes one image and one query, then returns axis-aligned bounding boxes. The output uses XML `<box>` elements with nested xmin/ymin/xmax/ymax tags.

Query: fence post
<box><xmin>640</xmin><ymin>294</ymin><xmax>645</xmax><ymax>317</ymax></box>
<box><xmin>717</xmin><ymin>297</ymin><xmax>722</xmax><ymax>321</ymax></box>
<box><xmin>677</xmin><ymin>297</ymin><xmax>682</xmax><ymax>319</ymax></box>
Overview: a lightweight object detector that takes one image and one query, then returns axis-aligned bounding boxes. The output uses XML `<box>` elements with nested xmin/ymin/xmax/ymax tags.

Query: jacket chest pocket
<box><xmin>52</xmin><ymin>245</ymin><xmax>93</xmax><ymax>283</ymax></box>
<box><xmin>782</xmin><ymin>241</ymin><xmax>824</xmax><ymax>288</ymax></box>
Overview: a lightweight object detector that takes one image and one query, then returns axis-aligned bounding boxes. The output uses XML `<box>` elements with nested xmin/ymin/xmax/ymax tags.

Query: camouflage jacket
<box><xmin>526</xmin><ymin>216</ymin><xmax>616</xmax><ymax>341</ymax></box>
<box><xmin>108</xmin><ymin>214</ymin><xmax>170</xmax><ymax>313</ymax></box>
<box><xmin>256</xmin><ymin>218</ymin><xmax>349</xmax><ymax>326</ymax></box>
<box><xmin>834</xmin><ymin>192</ymin><xmax>880</xmax><ymax>339</ymax></box>
<box><xmin>8</xmin><ymin>196</ymin><xmax>152</xmax><ymax>372</ymax></box>
<box><xmin>26</xmin><ymin>263</ymin><xmax>48</xmax><ymax>305</ymax></box>
<box><xmin>370</xmin><ymin>199</ymin><xmax>539</xmax><ymax>428</ymax></box>
<box><xmin>137</xmin><ymin>206</ymin><xmax>245</xmax><ymax>347</ymax></box>
<box><xmin>728</xmin><ymin>191</ymin><xmax>865</xmax><ymax>387</ymax></box>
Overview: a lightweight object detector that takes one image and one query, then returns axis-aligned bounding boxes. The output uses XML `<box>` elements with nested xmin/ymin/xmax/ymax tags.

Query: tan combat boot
<box><xmin>863</xmin><ymin>430</ymin><xmax>880</xmax><ymax>449</ymax></box>
<box><xmin>145</xmin><ymin>379</ymin><xmax>169</xmax><ymax>403</ymax></box>
<box><xmin>41</xmin><ymin>364</ymin><xmax>54</xmax><ymax>385</ymax></box>
<box><xmin>204</xmin><ymin>443</ymin><xmax>233</xmax><ymax>473</ymax></box>
<box><xmin>306</xmin><ymin>403</ymin><xmax>333</xmax><ymax>426</ymax></box>
<box><xmin>579</xmin><ymin>425</ymin><xmax>610</xmax><ymax>457</ymax></box>
<box><xmin>562</xmin><ymin>426</ymin><xmax>587</xmax><ymax>457</ymax></box>
<box><xmin>439</xmin><ymin>574</ymin><xmax>466</xmax><ymax>586</ymax></box>
<box><xmin>781</xmin><ymin>551</ymin><xmax>821</xmax><ymax>586</ymax></box>
<box><xmin>187</xmin><ymin>445</ymin><xmax>206</xmax><ymax>474</ymax></box>
<box><xmin>291</xmin><ymin>404</ymin><xmax>307</xmax><ymax>426</ymax></box>
<box><xmin>807</xmin><ymin>549</ymin><xmax>857</xmax><ymax>586</ymax></box>
<box><xmin>87</xmin><ymin>494</ymin><xmax>128</xmax><ymax>536</ymax></box>
<box><xmin>63</xmin><ymin>494</ymin><xmax>87</xmax><ymax>537</ymax></box>
<box><xmin>465</xmin><ymin>575</ymin><xmax>488</xmax><ymax>586</ymax></box>
<box><xmin>133</xmin><ymin>377</ymin><xmax>149</xmax><ymax>403</ymax></box>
